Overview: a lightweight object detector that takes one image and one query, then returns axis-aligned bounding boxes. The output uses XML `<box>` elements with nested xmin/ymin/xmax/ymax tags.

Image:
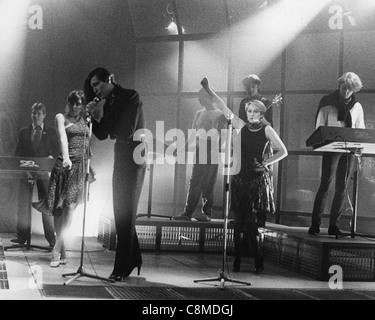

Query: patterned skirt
<box><xmin>230</xmin><ymin>172</ymin><xmax>275</xmax><ymax>215</ymax></box>
<box><xmin>32</xmin><ymin>157</ymin><xmax>95</xmax><ymax>216</ymax></box>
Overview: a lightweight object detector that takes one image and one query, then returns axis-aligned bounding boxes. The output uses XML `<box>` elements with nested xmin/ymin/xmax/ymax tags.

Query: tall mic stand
<box><xmin>62</xmin><ymin>113</ymin><xmax>114</xmax><ymax>285</ymax></box>
<box><xmin>194</xmin><ymin>115</ymin><xmax>251</xmax><ymax>288</ymax></box>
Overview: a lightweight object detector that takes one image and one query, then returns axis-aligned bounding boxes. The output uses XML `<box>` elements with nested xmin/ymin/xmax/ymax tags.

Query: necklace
<box><xmin>245</xmin><ymin>122</ymin><xmax>264</xmax><ymax>131</ymax></box>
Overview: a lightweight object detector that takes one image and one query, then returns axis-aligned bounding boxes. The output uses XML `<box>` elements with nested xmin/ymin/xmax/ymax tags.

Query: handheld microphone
<box><xmin>85</xmin><ymin>97</ymin><xmax>101</xmax><ymax>120</ymax></box>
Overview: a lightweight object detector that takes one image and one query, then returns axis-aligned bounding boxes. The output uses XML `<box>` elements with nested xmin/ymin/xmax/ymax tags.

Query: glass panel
<box><xmin>341</xmin><ymin>0</ymin><xmax>375</xmax><ymax>31</ymax></box>
<box><xmin>303</xmin><ymin>3</ymin><xmax>335</xmax><ymax>32</ymax></box>
<box><xmin>232</xmin><ymin>97</ymin><xmax>242</xmax><ymax>117</ymax></box>
<box><xmin>231</xmin><ymin>36</ymin><xmax>282</xmax><ymax>92</ymax></box>
<box><xmin>138</xmin><ymin>95</ymin><xmax>178</xmax><ymax>216</ymax></box>
<box><xmin>358</xmin><ymin>154</ymin><xmax>375</xmax><ymax>218</ymax></box>
<box><xmin>285</xmin><ymin>32</ymin><xmax>340</xmax><ymax>91</ymax></box>
<box><xmin>283</xmin><ymin>94</ymin><xmax>322</xmax><ymax>151</ymax></box>
<box><xmin>141</xmin><ymin>95</ymin><xmax>178</xmax><ymax>136</ymax></box>
<box><xmin>128</xmin><ymin>0</ymin><xmax>177</xmax><ymax>37</ymax></box>
<box><xmin>358</xmin><ymin>93</ymin><xmax>375</xmax><ymax>129</ymax></box>
<box><xmin>227</xmin><ymin>0</ymin><xmax>266</xmax><ymax>26</ymax></box>
<box><xmin>344</xmin><ymin>30</ymin><xmax>375</xmax><ymax>90</ymax></box>
<box><xmin>281</xmin><ymin>154</ymin><xmax>375</xmax><ymax>221</ymax></box>
<box><xmin>135</xmin><ymin>42</ymin><xmax>179</xmax><ymax>94</ymax></box>
<box><xmin>150</xmin><ymin>160</ymin><xmax>176</xmax><ymax>215</ymax></box>
<box><xmin>183</xmin><ymin>38</ymin><xmax>229</xmax><ymax>92</ymax></box>
<box><xmin>281</xmin><ymin>154</ymin><xmax>324</xmax><ymax>214</ymax></box>
<box><xmin>176</xmin><ymin>0</ymin><xmax>228</xmax><ymax>34</ymax></box>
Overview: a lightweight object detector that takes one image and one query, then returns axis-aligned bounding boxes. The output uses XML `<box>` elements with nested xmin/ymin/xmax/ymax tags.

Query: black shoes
<box><xmin>308</xmin><ymin>225</ymin><xmax>320</xmax><ymax>235</ymax></box>
<box><xmin>328</xmin><ymin>225</ymin><xmax>343</xmax><ymax>236</ymax></box>
<box><xmin>254</xmin><ymin>266</ymin><xmax>264</xmax><ymax>274</ymax></box>
<box><xmin>173</xmin><ymin>213</ymin><xmax>192</xmax><ymax>221</ymax></box>
<box><xmin>308</xmin><ymin>224</ymin><xmax>343</xmax><ymax>236</ymax></box>
<box><xmin>10</xmin><ymin>237</ymin><xmax>27</xmax><ymax>245</ymax></box>
<box><xmin>173</xmin><ymin>212</ymin><xmax>212</xmax><ymax>222</ymax></box>
<box><xmin>194</xmin><ymin>213</ymin><xmax>211</xmax><ymax>222</ymax></box>
<box><xmin>109</xmin><ymin>265</ymin><xmax>142</xmax><ymax>282</ymax></box>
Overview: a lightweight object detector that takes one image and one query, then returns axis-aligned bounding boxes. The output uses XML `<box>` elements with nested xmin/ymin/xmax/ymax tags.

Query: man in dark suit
<box><xmin>85</xmin><ymin>67</ymin><xmax>146</xmax><ymax>280</ymax></box>
<box><xmin>11</xmin><ymin>103</ymin><xmax>59</xmax><ymax>247</ymax></box>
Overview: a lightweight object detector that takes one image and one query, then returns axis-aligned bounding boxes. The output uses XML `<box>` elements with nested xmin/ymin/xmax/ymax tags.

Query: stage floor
<box><xmin>1</xmin><ymin>227</ymin><xmax>375</xmax><ymax>301</ymax></box>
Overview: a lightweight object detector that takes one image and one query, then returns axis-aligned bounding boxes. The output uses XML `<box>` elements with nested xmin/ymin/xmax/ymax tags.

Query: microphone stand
<box><xmin>62</xmin><ymin>113</ymin><xmax>114</xmax><ymax>285</ymax></box>
<box><xmin>194</xmin><ymin>115</ymin><xmax>251</xmax><ymax>288</ymax></box>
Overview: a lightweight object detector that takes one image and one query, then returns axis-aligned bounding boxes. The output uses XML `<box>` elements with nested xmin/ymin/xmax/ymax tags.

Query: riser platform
<box><xmin>98</xmin><ymin>217</ymin><xmax>375</xmax><ymax>281</ymax></box>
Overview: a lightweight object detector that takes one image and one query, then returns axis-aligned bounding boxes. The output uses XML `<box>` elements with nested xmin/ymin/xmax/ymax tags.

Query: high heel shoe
<box><xmin>60</xmin><ymin>246</ymin><xmax>67</xmax><ymax>265</ymax></box>
<box><xmin>50</xmin><ymin>250</ymin><xmax>61</xmax><ymax>268</ymax></box>
<box><xmin>109</xmin><ymin>265</ymin><xmax>141</xmax><ymax>281</ymax></box>
<box><xmin>124</xmin><ymin>264</ymin><xmax>141</xmax><ymax>277</ymax></box>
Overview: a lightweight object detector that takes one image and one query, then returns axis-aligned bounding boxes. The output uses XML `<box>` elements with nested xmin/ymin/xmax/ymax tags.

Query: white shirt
<box><xmin>315</xmin><ymin>102</ymin><xmax>365</xmax><ymax>129</ymax></box>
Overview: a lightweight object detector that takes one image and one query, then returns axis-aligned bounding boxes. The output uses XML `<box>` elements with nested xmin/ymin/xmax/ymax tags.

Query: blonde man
<box><xmin>309</xmin><ymin>72</ymin><xmax>364</xmax><ymax>236</ymax></box>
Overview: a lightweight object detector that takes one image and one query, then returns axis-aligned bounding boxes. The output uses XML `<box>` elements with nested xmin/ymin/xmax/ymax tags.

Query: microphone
<box><xmin>85</xmin><ymin>97</ymin><xmax>101</xmax><ymax>120</ymax></box>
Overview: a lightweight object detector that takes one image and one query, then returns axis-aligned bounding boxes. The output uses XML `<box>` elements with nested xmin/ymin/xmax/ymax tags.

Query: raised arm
<box><xmin>201</xmin><ymin>77</ymin><xmax>245</xmax><ymax>129</ymax></box>
<box><xmin>55</xmin><ymin>113</ymin><xmax>72</xmax><ymax>169</ymax></box>
<box><xmin>263</xmin><ymin>126</ymin><xmax>288</xmax><ymax>167</ymax></box>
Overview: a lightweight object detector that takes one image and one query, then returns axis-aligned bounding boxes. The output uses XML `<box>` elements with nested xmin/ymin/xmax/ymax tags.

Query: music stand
<box><xmin>5</xmin><ymin>176</ymin><xmax>52</xmax><ymax>252</ymax></box>
<box><xmin>62</xmin><ymin>115</ymin><xmax>114</xmax><ymax>285</ymax></box>
<box><xmin>136</xmin><ymin>152</ymin><xmax>172</xmax><ymax>220</ymax></box>
<box><xmin>194</xmin><ymin>116</ymin><xmax>251</xmax><ymax>288</ymax></box>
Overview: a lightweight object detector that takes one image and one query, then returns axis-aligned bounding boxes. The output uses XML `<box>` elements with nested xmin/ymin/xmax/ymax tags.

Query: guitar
<box><xmin>242</xmin><ymin>93</ymin><xmax>282</xmax><ymax>116</ymax></box>
<box><xmin>266</xmin><ymin>93</ymin><xmax>283</xmax><ymax>111</ymax></box>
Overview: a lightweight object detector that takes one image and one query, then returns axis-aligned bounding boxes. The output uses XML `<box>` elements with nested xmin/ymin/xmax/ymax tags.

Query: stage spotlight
<box><xmin>162</xmin><ymin>1</ymin><xmax>184</xmax><ymax>34</ymax></box>
<box><xmin>166</xmin><ymin>18</ymin><xmax>178</xmax><ymax>33</ymax></box>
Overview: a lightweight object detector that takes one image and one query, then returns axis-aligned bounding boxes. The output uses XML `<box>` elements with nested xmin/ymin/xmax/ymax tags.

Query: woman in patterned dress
<box><xmin>33</xmin><ymin>89</ymin><xmax>95</xmax><ymax>267</ymax></box>
<box><xmin>201</xmin><ymin>77</ymin><xmax>287</xmax><ymax>273</ymax></box>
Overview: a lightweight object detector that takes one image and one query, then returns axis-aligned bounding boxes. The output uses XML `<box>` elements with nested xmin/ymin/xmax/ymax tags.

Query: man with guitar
<box><xmin>239</xmin><ymin>74</ymin><xmax>274</xmax><ymax>126</ymax></box>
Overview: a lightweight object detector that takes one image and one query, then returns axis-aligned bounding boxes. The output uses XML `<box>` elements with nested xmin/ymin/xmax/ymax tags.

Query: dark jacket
<box><xmin>92</xmin><ymin>84</ymin><xmax>144</xmax><ymax>142</ymax></box>
<box><xmin>92</xmin><ymin>84</ymin><xmax>145</xmax><ymax>167</ymax></box>
<box><xmin>15</xmin><ymin>124</ymin><xmax>59</xmax><ymax>158</ymax></box>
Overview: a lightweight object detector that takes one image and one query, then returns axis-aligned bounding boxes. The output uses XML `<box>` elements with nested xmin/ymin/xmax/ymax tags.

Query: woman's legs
<box><xmin>232</xmin><ymin>210</ymin><xmax>244</xmax><ymax>272</ymax></box>
<box><xmin>51</xmin><ymin>203</ymin><xmax>77</xmax><ymax>266</ymax></box>
<box><xmin>245</xmin><ymin>214</ymin><xmax>263</xmax><ymax>272</ymax></box>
